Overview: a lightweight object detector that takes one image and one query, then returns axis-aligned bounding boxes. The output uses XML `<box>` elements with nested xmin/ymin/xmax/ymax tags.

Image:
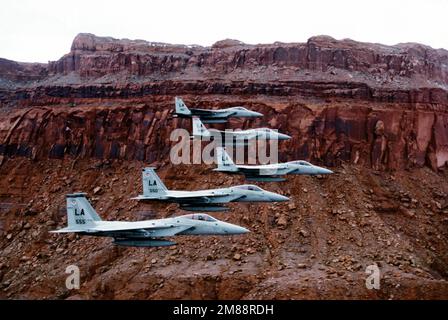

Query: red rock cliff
<box><xmin>0</xmin><ymin>33</ymin><xmax>447</xmax><ymax>171</ymax></box>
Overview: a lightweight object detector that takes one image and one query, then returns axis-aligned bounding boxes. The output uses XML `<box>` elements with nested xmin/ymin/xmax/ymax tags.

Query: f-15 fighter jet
<box><xmin>132</xmin><ymin>167</ymin><xmax>289</xmax><ymax>211</ymax></box>
<box><xmin>192</xmin><ymin>117</ymin><xmax>291</xmax><ymax>142</ymax></box>
<box><xmin>173</xmin><ymin>97</ymin><xmax>263</xmax><ymax>123</ymax></box>
<box><xmin>214</xmin><ymin>147</ymin><xmax>333</xmax><ymax>182</ymax></box>
<box><xmin>51</xmin><ymin>193</ymin><xmax>249</xmax><ymax>247</ymax></box>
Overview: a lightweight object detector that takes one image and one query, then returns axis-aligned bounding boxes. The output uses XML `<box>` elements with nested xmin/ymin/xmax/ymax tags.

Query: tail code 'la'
<box><xmin>66</xmin><ymin>193</ymin><xmax>101</xmax><ymax>229</ymax></box>
<box><xmin>142</xmin><ymin>167</ymin><xmax>168</xmax><ymax>197</ymax></box>
<box><xmin>175</xmin><ymin>97</ymin><xmax>191</xmax><ymax>115</ymax></box>
<box><xmin>216</xmin><ymin>147</ymin><xmax>237</xmax><ymax>171</ymax></box>
<box><xmin>192</xmin><ymin>117</ymin><xmax>211</xmax><ymax>137</ymax></box>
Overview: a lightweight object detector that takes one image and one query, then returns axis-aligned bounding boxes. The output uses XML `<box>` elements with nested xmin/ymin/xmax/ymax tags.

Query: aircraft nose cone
<box><xmin>316</xmin><ymin>167</ymin><xmax>333</xmax><ymax>174</ymax></box>
<box><xmin>272</xmin><ymin>193</ymin><xmax>289</xmax><ymax>202</ymax></box>
<box><xmin>224</xmin><ymin>224</ymin><xmax>250</xmax><ymax>234</ymax></box>
<box><xmin>279</xmin><ymin>133</ymin><xmax>291</xmax><ymax>140</ymax></box>
<box><xmin>236</xmin><ymin>226</ymin><xmax>250</xmax><ymax>234</ymax></box>
<box><xmin>254</xmin><ymin>112</ymin><xmax>263</xmax><ymax>117</ymax></box>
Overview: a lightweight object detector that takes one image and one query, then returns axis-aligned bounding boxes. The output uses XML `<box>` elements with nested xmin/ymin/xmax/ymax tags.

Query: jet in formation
<box><xmin>214</xmin><ymin>147</ymin><xmax>334</xmax><ymax>182</ymax></box>
<box><xmin>132</xmin><ymin>167</ymin><xmax>289</xmax><ymax>211</ymax></box>
<box><xmin>51</xmin><ymin>193</ymin><xmax>249</xmax><ymax>247</ymax></box>
<box><xmin>192</xmin><ymin>117</ymin><xmax>291</xmax><ymax>143</ymax></box>
<box><xmin>173</xmin><ymin>97</ymin><xmax>263</xmax><ymax>123</ymax></box>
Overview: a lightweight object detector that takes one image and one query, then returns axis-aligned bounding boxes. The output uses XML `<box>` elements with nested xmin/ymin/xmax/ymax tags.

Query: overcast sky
<box><xmin>0</xmin><ymin>0</ymin><xmax>447</xmax><ymax>63</ymax></box>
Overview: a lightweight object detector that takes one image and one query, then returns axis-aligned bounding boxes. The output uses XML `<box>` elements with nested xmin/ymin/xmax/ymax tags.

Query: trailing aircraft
<box><xmin>51</xmin><ymin>193</ymin><xmax>249</xmax><ymax>247</ymax></box>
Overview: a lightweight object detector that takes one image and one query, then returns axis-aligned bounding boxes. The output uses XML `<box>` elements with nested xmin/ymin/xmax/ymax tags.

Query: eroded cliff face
<box><xmin>0</xmin><ymin>34</ymin><xmax>447</xmax><ymax>299</ymax></box>
<box><xmin>0</xmin><ymin>96</ymin><xmax>447</xmax><ymax>171</ymax></box>
<box><xmin>0</xmin><ymin>34</ymin><xmax>447</xmax><ymax>171</ymax></box>
<box><xmin>48</xmin><ymin>33</ymin><xmax>448</xmax><ymax>86</ymax></box>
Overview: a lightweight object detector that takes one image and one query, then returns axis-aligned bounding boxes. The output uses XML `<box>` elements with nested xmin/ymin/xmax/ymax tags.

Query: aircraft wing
<box><xmin>133</xmin><ymin>192</ymin><xmax>235</xmax><ymax>203</ymax></box>
<box><xmin>191</xmin><ymin>108</ymin><xmax>236</xmax><ymax>118</ymax></box>
<box><xmin>190</xmin><ymin>108</ymin><xmax>220</xmax><ymax>116</ymax></box>
<box><xmin>50</xmin><ymin>227</ymin><xmax>90</xmax><ymax>233</ymax></box>
<box><xmin>165</xmin><ymin>190</ymin><xmax>244</xmax><ymax>203</ymax></box>
<box><xmin>165</xmin><ymin>190</ymin><xmax>223</xmax><ymax>199</ymax></box>
<box><xmin>168</xmin><ymin>191</ymin><xmax>218</xmax><ymax>198</ymax></box>
<box><xmin>96</xmin><ymin>224</ymin><xmax>194</xmax><ymax>237</ymax></box>
<box><xmin>238</xmin><ymin>167</ymin><xmax>264</xmax><ymax>175</ymax></box>
<box><xmin>238</xmin><ymin>165</ymin><xmax>295</xmax><ymax>177</ymax></box>
<box><xmin>52</xmin><ymin>223</ymin><xmax>194</xmax><ymax>237</ymax></box>
<box><xmin>222</xmin><ymin>130</ymin><xmax>258</xmax><ymax>139</ymax></box>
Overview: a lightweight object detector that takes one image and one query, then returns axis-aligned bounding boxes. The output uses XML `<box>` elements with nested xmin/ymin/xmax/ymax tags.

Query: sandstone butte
<box><xmin>0</xmin><ymin>33</ymin><xmax>447</xmax><ymax>299</ymax></box>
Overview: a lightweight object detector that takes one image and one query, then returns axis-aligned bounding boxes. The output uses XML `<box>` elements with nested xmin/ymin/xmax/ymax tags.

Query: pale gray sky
<box><xmin>0</xmin><ymin>0</ymin><xmax>447</xmax><ymax>62</ymax></box>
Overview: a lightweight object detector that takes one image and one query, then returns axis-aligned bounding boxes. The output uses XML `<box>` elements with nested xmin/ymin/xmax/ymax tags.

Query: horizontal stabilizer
<box><xmin>49</xmin><ymin>227</ymin><xmax>89</xmax><ymax>233</ymax></box>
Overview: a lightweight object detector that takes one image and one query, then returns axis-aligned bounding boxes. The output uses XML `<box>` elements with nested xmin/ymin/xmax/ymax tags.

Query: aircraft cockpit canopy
<box><xmin>179</xmin><ymin>214</ymin><xmax>217</xmax><ymax>222</ymax></box>
<box><xmin>235</xmin><ymin>185</ymin><xmax>263</xmax><ymax>192</ymax></box>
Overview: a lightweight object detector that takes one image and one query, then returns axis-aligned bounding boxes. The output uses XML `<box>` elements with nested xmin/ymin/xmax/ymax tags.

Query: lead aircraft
<box><xmin>214</xmin><ymin>147</ymin><xmax>333</xmax><ymax>181</ymax></box>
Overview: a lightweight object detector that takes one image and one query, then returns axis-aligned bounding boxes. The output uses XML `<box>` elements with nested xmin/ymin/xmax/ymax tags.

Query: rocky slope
<box><xmin>0</xmin><ymin>34</ymin><xmax>447</xmax><ymax>299</ymax></box>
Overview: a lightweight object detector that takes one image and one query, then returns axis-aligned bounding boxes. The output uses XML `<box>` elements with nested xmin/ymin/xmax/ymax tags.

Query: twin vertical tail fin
<box><xmin>142</xmin><ymin>167</ymin><xmax>168</xmax><ymax>197</ymax></box>
<box><xmin>192</xmin><ymin>117</ymin><xmax>211</xmax><ymax>137</ymax></box>
<box><xmin>215</xmin><ymin>147</ymin><xmax>238</xmax><ymax>172</ymax></box>
<box><xmin>175</xmin><ymin>97</ymin><xmax>192</xmax><ymax>116</ymax></box>
<box><xmin>65</xmin><ymin>193</ymin><xmax>101</xmax><ymax>229</ymax></box>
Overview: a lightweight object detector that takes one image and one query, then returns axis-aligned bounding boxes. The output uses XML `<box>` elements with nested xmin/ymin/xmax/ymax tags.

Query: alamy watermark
<box><xmin>169</xmin><ymin>128</ymin><xmax>280</xmax><ymax>165</ymax></box>
<box><xmin>365</xmin><ymin>264</ymin><xmax>380</xmax><ymax>290</ymax></box>
<box><xmin>65</xmin><ymin>264</ymin><xmax>80</xmax><ymax>290</ymax></box>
